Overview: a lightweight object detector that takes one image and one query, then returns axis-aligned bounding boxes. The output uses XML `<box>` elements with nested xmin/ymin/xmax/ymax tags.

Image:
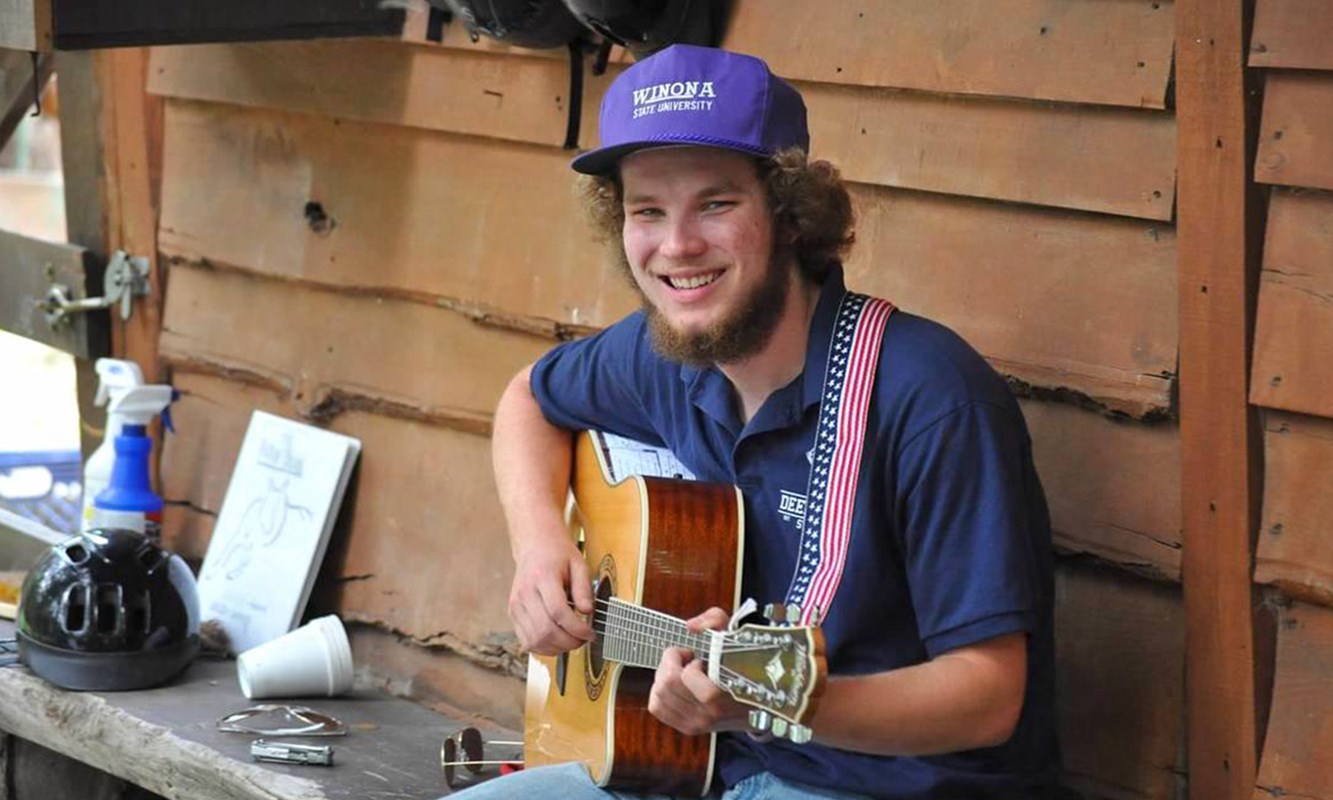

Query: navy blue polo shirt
<box><xmin>530</xmin><ymin>267</ymin><xmax>1062</xmax><ymax>799</ymax></box>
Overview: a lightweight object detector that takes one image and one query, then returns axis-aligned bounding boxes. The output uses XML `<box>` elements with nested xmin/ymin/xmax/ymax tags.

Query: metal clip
<box><xmin>250</xmin><ymin>739</ymin><xmax>334</xmax><ymax>767</ymax></box>
<box><xmin>39</xmin><ymin>250</ymin><xmax>151</xmax><ymax>329</ymax></box>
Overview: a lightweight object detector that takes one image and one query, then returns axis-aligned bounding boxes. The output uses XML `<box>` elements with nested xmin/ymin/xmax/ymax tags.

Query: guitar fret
<box><xmin>598</xmin><ymin>599</ymin><xmax>711</xmax><ymax>670</ymax></box>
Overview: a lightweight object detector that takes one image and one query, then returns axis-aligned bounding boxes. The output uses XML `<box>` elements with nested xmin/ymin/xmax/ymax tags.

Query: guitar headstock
<box><xmin>714</xmin><ymin>607</ymin><xmax>826</xmax><ymax>743</ymax></box>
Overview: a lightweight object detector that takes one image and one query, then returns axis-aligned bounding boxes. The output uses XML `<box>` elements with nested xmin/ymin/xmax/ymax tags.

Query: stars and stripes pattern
<box><xmin>785</xmin><ymin>293</ymin><xmax>894</xmax><ymax>626</ymax></box>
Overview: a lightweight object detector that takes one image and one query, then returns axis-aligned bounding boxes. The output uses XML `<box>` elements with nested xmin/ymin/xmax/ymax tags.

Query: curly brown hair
<box><xmin>577</xmin><ymin>147</ymin><xmax>855</xmax><ymax>284</ymax></box>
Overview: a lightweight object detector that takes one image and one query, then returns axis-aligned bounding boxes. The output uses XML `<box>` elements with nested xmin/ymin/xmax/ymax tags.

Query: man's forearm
<box><xmin>805</xmin><ymin>632</ymin><xmax>1027</xmax><ymax>756</ymax></box>
<box><xmin>491</xmin><ymin>364</ymin><xmax>575</xmax><ymax>558</ymax></box>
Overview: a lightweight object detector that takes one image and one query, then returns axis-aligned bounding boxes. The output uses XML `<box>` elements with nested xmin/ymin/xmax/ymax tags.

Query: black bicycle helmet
<box><xmin>560</xmin><ymin>0</ymin><xmax>726</xmax><ymax>57</ymax></box>
<box><xmin>17</xmin><ymin>528</ymin><xmax>201</xmax><ymax>691</ymax></box>
<box><xmin>432</xmin><ymin>0</ymin><xmax>586</xmax><ymax>49</ymax></box>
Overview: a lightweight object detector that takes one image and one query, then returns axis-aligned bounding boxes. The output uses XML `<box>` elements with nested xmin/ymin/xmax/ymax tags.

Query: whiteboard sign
<box><xmin>197</xmin><ymin>412</ymin><xmax>361</xmax><ymax>654</ymax></box>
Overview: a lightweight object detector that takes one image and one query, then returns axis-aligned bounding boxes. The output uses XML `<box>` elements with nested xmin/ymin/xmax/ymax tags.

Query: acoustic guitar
<box><xmin>523</xmin><ymin>432</ymin><xmax>827</xmax><ymax>796</ymax></box>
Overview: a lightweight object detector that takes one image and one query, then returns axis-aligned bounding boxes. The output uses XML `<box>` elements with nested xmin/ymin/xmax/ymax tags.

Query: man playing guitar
<box><xmin>464</xmin><ymin>44</ymin><xmax>1067</xmax><ymax>800</ymax></box>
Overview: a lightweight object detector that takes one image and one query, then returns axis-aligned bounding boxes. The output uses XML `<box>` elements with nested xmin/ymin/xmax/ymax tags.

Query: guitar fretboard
<box><xmin>593</xmin><ymin>597</ymin><xmax>712</xmax><ymax>670</ymax></box>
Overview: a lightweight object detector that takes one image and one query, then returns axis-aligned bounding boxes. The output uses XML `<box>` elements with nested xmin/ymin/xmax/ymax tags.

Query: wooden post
<box><xmin>1176</xmin><ymin>2</ymin><xmax>1266</xmax><ymax>799</ymax></box>
<box><xmin>98</xmin><ymin>47</ymin><xmax>165</xmax><ymax>382</ymax></box>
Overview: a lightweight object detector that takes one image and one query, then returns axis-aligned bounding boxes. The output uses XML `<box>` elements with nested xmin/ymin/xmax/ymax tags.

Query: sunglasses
<box><xmin>439</xmin><ymin>727</ymin><xmax>523</xmax><ymax>789</ymax></box>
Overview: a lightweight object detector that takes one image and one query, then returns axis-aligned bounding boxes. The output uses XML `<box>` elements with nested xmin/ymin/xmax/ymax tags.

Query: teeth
<box><xmin>667</xmin><ymin>272</ymin><xmax>720</xmax><ymax>290</ymax></box>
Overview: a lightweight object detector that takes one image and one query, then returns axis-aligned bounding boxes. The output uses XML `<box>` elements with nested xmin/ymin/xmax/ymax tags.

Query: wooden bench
<box><xmin>0</xmin><ymin>620</ymin><xmax>496</xmax><ymax>800</ymax></box>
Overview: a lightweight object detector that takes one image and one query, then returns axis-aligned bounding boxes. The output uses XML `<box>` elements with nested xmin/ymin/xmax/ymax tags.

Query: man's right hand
<box><xmin>508</xmin><ymin>536</ymin><xmax>595</xmax><ymax>655</ymax></box>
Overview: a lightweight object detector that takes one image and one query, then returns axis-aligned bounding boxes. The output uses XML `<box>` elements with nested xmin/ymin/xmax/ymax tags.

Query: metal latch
<box><xmin>39</xmin><ymin>250</ymin><xmax>151</xmax><ymax>329</ymax></box>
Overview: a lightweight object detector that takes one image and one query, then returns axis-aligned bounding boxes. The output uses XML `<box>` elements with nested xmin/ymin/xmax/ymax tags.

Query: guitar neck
<box><xmin>594</xmin><ymin>597</ymin><xmax>713</xmax><ymax>670</ymax></box>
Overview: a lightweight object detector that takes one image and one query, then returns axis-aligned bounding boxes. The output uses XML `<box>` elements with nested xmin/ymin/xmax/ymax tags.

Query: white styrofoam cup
<box><xmin>237</xmin><ymin>614</ymin><xmax>354</xmax><ymax>700</ymax></box>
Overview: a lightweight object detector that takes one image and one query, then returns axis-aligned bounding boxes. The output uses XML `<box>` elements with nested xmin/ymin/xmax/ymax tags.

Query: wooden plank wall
<box><xmin>1248</xmin><ymin>3</ymin><xmax>1333</xmax><ymax>796</ymax></box>
<box><xmin>146</xmin><ymin>2</ymin><xmax>1184</xmax><ymax>791</ymax></box>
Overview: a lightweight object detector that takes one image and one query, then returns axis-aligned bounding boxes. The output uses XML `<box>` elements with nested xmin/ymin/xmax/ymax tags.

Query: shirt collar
<box><xmin>678</xmin><ymin>265</ymin><xmax>849</xmax><ymax>431</ymax></box>
<box><xmin>800</xmin><ymin>265</ymin><xmax>849</xmax><ymax>410</ymax></box>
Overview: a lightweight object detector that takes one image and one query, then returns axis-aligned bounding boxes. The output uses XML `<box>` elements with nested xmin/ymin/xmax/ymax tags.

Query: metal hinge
<box><xmin>39</xmin><ymin>250</ymin><xmax>150</xmax><ymax>328</ymax></box>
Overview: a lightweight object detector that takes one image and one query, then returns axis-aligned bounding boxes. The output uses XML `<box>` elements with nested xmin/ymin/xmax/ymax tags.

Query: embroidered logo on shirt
<box><xmin>778</xmin><ymin>490</ymin><xmax>807</xmax><ymax>527</ymax></box>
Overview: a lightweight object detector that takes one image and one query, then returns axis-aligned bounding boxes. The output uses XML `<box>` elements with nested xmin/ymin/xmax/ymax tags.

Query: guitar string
<box><xmin>589</xmin><ymin>599</ymin><xmax>784</xmax><ymax>656</ymax></box>
<box><xmin>593</xmin><ymin>599</ymin><xmax>755</xmax><ymax>655</ymax></box>
<box><xmin>561</xmin><ymin>601</ymin><xmax>804</xmax><ymax>708</ymax></box>
<box><xmin>586</xmin><ymin>609</ymin><xmax>789</xmax><ymax>701</ymax></box>
<box><xmin>590</xmin><ymin>598</ymin><xmax>786</xmax><ymax>655</ymax></box>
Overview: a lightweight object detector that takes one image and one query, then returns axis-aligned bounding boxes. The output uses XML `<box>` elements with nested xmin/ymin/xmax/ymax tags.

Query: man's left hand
<box><xmin>647</xmin><ymin>607</ymin><xmax>751</xmax><ymax>736</ymax></box>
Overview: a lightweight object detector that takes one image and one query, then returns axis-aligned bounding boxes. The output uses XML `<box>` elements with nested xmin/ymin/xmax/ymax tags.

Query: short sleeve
<box><xmin>895</xmin><ymin>401</ymin><xmax>1042</xmax><ymax>658</ymax></box>
<box><xmin>529</xmin><ymin>313</ymin><xmax>665</xmax><ymax>446</ymax></box>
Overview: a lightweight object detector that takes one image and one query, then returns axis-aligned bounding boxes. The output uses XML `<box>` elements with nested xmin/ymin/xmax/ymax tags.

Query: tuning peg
<box><xmin>770</xmin><ymin>718</ymin><xmax>790</xmax><ymax>738</ymax></box>
<box><xmin>785</xmin><ymin>723</ymin><xmax>813</xmax><ymax>744</ymax></box>
<box><xmin>762</xmin><ymin>602</ymin><xmax>787</xmax><ymax>623</ymax></box>
<box><xmin>786</xmin><ymin>603</ymin><xmax>802</xmax><ymax>623</ymax></box>
<box><xmin>747</xmin><ymin>709</ymin><xmax>773</xmax><ymax>733</ymax></box>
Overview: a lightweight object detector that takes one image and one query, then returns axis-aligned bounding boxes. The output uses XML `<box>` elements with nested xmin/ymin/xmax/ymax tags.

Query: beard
<box><xmin>631</xmin><ymin>249</ymin><xmax>794</xmax><ymax>367</ymax></box>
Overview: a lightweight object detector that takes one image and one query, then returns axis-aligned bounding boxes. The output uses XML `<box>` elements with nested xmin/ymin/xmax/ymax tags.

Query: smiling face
<box><xmin>619</xmin><ymin>146</ymin><xmax>795</xmax><ymax>366</ymax></box>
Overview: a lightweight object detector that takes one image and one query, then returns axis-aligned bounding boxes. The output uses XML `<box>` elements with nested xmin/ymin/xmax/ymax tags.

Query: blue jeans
<box><xmin>445</xmin><ymin>762</ymin><xmax>872</xmax><ymax>799</ymax></box>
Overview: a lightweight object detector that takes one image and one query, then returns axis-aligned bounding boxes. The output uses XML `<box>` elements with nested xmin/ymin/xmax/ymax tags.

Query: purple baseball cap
<box><xmin>571</xmin><ymin>44</ymin><xmax>809</xmax><ymax>175</ymax></box>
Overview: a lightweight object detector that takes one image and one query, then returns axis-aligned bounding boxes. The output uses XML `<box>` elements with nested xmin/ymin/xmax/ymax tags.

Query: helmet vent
<box><xmin>64</xmin><ymin>543</ymin><xmax>89</xmax><ymax>564</ymax></box>
<box><xmin>63</xmin><ymin>585</ymin><xmax>89</xmax><ymax>633</ymax></box>
<box><xmin>137</xmin><ymin>544</ymin><xmax>166</xmax><ymax>572</ymax></box>
<box><xmin>96</xmin><ymin>584</ymin><xmax>123</xmax><ymax>634</ymax></box>
<box><xmin>127</xmin><ymin>590</ymin><xmax>151</xmax><ymax>634</ymax></box>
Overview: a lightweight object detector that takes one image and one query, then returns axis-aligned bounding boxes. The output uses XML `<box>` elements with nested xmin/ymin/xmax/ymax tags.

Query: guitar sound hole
<box><xmin>586</xmin><ymin>573</ymin><xmax>614</xmax><ymax>699</ymax></box>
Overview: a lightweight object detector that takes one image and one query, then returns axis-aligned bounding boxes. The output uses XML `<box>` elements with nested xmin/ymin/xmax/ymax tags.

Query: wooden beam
<box><xmin>98</xmin><ymin>48</ymin><xmax>165</xmax><ymax>382</ymax></box>
<box><xmin>1175</xmin><ymin>2</ymin><xmax>1265</xmax><ymax>799</ymax></box>
<box><xmin>1249</xmin><ymin>0</ymin><xmax>1333</xmax><ymax>69</ymax></box>
<box><xmin>0</xmin><ymin>229</ymin><xmax>105</xmax><ymax>358</ymax></box>
<box><xmin>1</xmin><ymin>50</ymin><xmax>53</xmax><ymax>152</ymax></box>
<box><xmin>0</xmin><ymin>0</ymin><xmax>51</xmax><ymax>51</ymax></box>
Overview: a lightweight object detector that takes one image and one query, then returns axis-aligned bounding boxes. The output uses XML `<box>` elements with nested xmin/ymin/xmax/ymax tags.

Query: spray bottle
<box><xmin>87</xmin><ymin>385</ymin><xmax>175</xmax><ymax>538</ymax></box>
<box><xmin>81</xmin><ymin>358</ymin><xmax>145</xmax><ymax>529</ymax></box>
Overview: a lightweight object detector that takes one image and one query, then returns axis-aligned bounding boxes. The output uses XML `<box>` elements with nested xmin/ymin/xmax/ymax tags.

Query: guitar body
<box><xmin>524</xmin><ymin>433</ymin><xmax>745</xmax><ymax>795</ymax></box>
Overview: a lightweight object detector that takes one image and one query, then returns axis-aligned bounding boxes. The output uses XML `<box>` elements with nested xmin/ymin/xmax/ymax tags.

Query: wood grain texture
<box><xmin>1250</xmin><ymin>189</ymin><xmax>1333</xmax><ymax>416</ymax></box>
<box><xmin>1175</xmin><ymin>2</ymin><xmax>1263</xmax><ymax>797</ymax></box>
<box><xmin>1023</xmin><ymin>400</ymin><xmax>1181</xmax><ymax>581</ymax></box>
<box><xmin>158</xmin><ymin>101</ymin><xmax>1175</xmax><ymax>409</ymax></box>
<box><xmin>159</xmin><ymin>370</ymin><xmax>518</xmax><ymax>652</ymax></box>
<box><xmin>157</xmin><ymin>99</ymin><xmax>636</xmax><ymax>332</ymax></box>
<box><xmin>0</xmin><ymin>230</ymin><xmax>105</xmax><ymax>359</ymax></box>
<box><xmin>0</xmin><ymin>656</ymin><xmax>324</xmax><ymax>800</ymax></box>
<box><xmin>1056</xmin><ymin>562</ymin><xmax>1184</xmax><ymax>800</ymax></box>
<box><xmin>0</xmin><ymin>0</ymin><xmax>50</xmax><ymax>51</ymax></box>
<box><xmin>415</xmin><ymin>0</ymin><xmax>1176</xmax><ymax>109</ymax></box>
<box><xmin>348</xmin><ymin>624</ymin><xmax>525</xmax><ymax>730</ymax></box>
<box><xmin>151</xmin><ymin>45</ymin><xmax>1176</xmax><ymax>220</ymax></box>
<box><xmin>1256</xmin><ymin>71</ymin><xmax>1333</xmax><ymax>192</ymax></box>
<box><xmin>1252</xmin><ymin>600</ymin><xmax>1333</xmax><ymax>800</ymax></box>
<box><xmin>724</xmin><ymin>0</ymin><xmax>1176</xmax><ymax>108</ymax></box>
<box><xmin>1253</xmin><ymin>412</ymin><xmax>1333</xmax><ymax>606</ymax></box>
<box><xmin>850</xmin><ymin>186</ymin><xmax>1177</xmax><ymax>418</ymax></box>
<box><xmin>158</xmin><ymin>262</ymin><xmax>550</xmax><ymax>423</ymax></box>
<box><xmin>99</xmin><ymin>47</ymin><xmax>167</xmax><ymax>381</ymax></box>
<box><xmin>810</xmin><ymin>84</ymin><xmax>1176</xmax><ymax>221</ymax></box>
<box><xmin>148</xmin><ymin>39</ymin><xmax>607</xmax><ymax>150</ymax></box>
<box><xmin>1250</xmin><ymin>0</ymin><xmax>1333</xmax><ymax>69</ymax></box>
<box><xmin>608</xmin><ymin>477</ymin><xmax>740</xmax><ymax>795</ymax></box>
<box><xmin>10</xmin><ymin>739</ymin><xmax>127</xmax><ymax>800</ymax></box>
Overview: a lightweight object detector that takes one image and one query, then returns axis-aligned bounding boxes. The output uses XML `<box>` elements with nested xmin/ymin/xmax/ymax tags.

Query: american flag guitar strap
<box><xmin>784</xmin><ymin>292</ymin><xmax>894</xmax><ymax>626</ymax></box>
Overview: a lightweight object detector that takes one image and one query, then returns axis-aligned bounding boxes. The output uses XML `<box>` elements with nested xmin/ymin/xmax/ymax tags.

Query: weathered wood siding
<box><xmin>148</xmin><ymin>3</ymin><xmax>1182</xmax><ymax>793</ymax></box>
<box><xmin>1248</xmin><ymin>3</ymin><xmax>1333</xmax><ymax>795</ymax></box>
